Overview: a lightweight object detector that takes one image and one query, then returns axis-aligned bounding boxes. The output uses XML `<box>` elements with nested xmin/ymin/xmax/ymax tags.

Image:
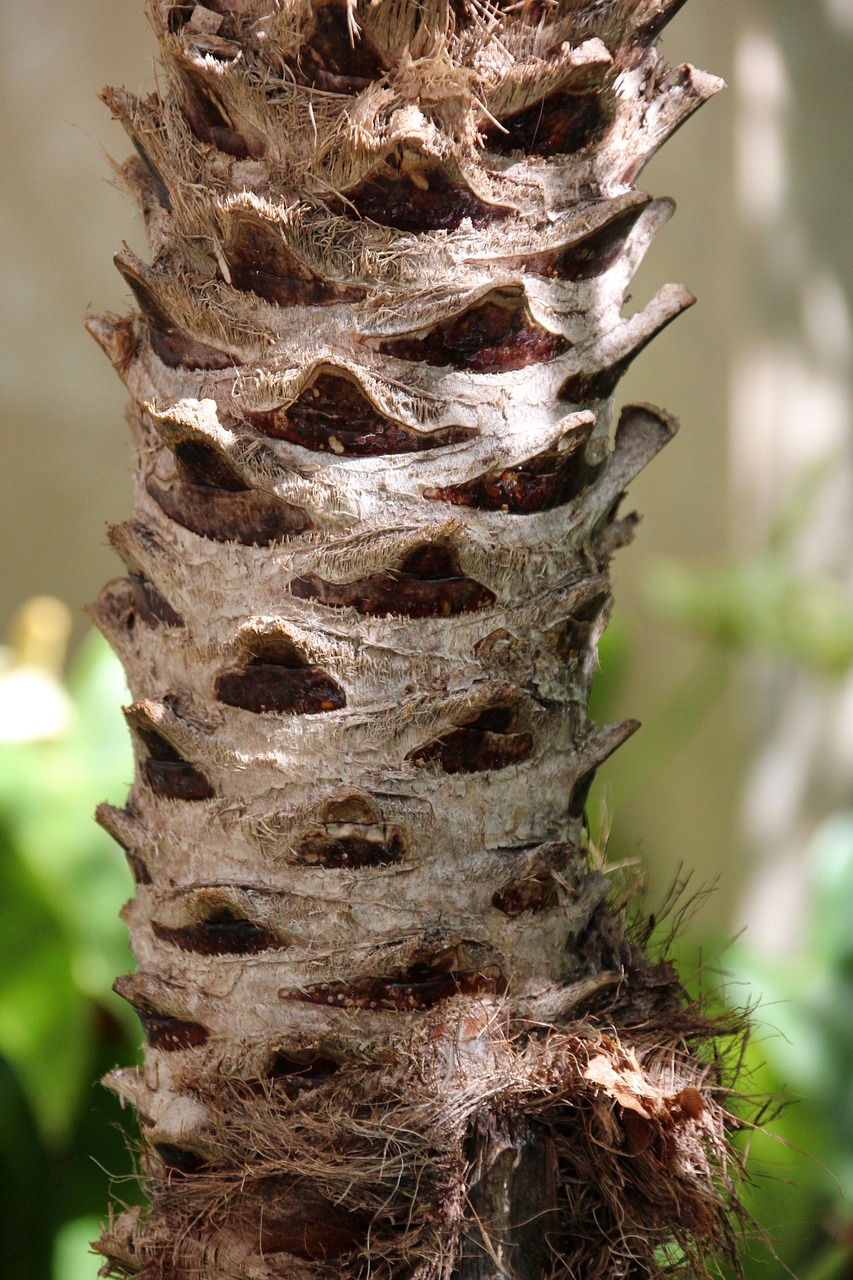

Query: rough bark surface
<box><xmin>89</xmin><ymin>2</ymin><xmax>742</xmax><ymax>1278</ymax></box>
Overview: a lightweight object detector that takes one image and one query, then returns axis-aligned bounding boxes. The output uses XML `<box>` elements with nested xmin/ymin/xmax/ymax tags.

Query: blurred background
<box><xmin>1</xmin><ymin>0</ymin><xmax>852</xmax><ymax>1275</ymax></box>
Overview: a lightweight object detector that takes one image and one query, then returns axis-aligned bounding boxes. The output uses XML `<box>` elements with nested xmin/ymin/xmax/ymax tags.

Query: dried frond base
<box><xmin>97</xmin><ymin>895</ymin><xmax>747</xmax><ymax>1280</ymax></box>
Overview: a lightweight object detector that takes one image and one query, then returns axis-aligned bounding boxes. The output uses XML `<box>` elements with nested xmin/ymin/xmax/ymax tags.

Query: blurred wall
<box><xmin>1</xmin><ymin>0</ymin><xmax>850</xmax><ymax>933</ymax></box>
<box><xmin>0</xmin><ymin>0</ymin><xmax>153</xmax><ymax>637</ymax></box>
<box><xmin>727</xmin><ymin>0</ymin><xmax>853</xmax><ymax>950</ymax></box>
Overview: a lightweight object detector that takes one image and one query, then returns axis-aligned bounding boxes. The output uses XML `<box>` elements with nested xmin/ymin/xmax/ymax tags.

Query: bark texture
<box><xmin>89</xmin><ymin>2</ymin><xmax>742</xmax><ymax>1277</ymax></box>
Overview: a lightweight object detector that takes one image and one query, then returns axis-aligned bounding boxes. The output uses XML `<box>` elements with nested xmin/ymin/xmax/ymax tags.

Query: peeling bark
<box><xmin>90</xmin><ymin>2</ymin><xmax>744</xmax><ymax>1278</ymax></box>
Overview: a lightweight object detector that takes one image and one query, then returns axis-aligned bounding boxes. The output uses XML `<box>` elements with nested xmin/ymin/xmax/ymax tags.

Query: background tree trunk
<box><xmin>90</xmin><ymin>2</ymin><xmax>743</xmax><ymax>1277</ymax></box>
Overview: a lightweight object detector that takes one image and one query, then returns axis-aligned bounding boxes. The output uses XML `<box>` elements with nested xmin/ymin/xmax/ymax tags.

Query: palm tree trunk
<box><xmin>89</xmin><ymin>2</ymin><xmax>741</xmax><ymax>1277</ymax></box>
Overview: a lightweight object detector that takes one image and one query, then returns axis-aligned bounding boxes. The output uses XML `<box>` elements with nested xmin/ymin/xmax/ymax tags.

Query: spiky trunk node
<box><xmin>89</xmin><ymin>2</ymin><xmax>742</xmax><ymax>1277</ymax></box>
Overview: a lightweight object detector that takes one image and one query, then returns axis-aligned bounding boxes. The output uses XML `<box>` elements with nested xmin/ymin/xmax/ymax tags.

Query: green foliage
<box><xmin>0</xmin><ymin>631</ymin><xmax>135</xmax><ymax>1139</ymax></box>
<box><xmin>647</xmin><ymin>464</ymin><xmax>853</xmax><ymax>676</ymax></box>
<box><xmin>648</xmin><ymin>556</ymin><xmax>853</xmax><ymax>674</ymax></box>
<box><xmin>591</xmin><ymin>468</ymin><xmax>853</xmax><ymax>1279</ymax></box>
<box><xmin>615</xmin><ymin>469</ymin><xmax>853</xmax><ymax>1279</ymax></box>
<box><xmin>711</xmin><ymin>817</ymin><xmax>853</xmax><ymax>1279</ymax></box>
<box><xmin>54</xmin><ymin>1217</ymin><xmax>103</xmax><ymax>1280</ymax></box>
<box><xmin>0</xmin><ymin>631</ymin><xmax>140</xmax><ymax>1278</ymax></box>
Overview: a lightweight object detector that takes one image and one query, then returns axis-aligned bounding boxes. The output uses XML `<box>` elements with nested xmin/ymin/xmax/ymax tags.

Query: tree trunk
<box><xmin>88</xmin><ymin>2</ymin><xmax>741</xmax><ymax>1277</ymax></box>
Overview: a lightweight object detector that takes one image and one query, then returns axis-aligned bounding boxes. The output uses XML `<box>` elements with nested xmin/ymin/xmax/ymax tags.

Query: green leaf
<box><xmin>0</xmin><ymin>631</ymin><xmax>137</xmax><ymax>1138</ymax></box>
<box><xmin>648</xmin><ymin>558</ymin><xmax>853</xmax><ymax>674</ymax></box>
<box><xmin>52</xmin><ymin>1217</ymin><xmax>102</xmax><ymax>1280</ymax></box>
<box><xmin>0</xmin><ymin>838</ymin><xmax>92</xmax><ymax>1143</ymax></box>
<box><xmin>808</xmin><ymin>814</ymin><xmax>853</xmax><ymax>971</ymax></box>
<box><xmin>0</xmin><ymin>634</ymin><xmax>135</xmax><ymax>1010</ymax></box>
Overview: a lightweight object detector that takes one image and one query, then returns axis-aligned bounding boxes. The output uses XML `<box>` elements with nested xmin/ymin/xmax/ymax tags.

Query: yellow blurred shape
<box><xmin>0</xmin><ymin>596</ymin><xmax>74</xmax><ymax>742</ymax></box>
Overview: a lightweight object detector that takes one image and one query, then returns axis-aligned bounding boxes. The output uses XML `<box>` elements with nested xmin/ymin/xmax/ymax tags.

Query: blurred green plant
<box><xmin>623</xmin><ymin>464</ymin><xmax>853</xmax><ymax>1280</ymax></box>
<box><xmin>726</xmin><ymin>814</ymin><xmax>853</xmax><ymax>1280</ymax></box>
<box><xmin>655</xmin><ymin>814</ymin><xmax>853</xmax><ymax>1280</ymax></box>
<box><xmin>648</xmin><ymin>555</ymin><xmax>853</xmax><ymax>675</ymax></box>
<box><xmin>647</xmin><ymin>460</ymin><xmax>853</xmax><ymax>675</ymax></box>
<box><xmin>0</xmin><ymin>603</ymin><xmax>140</xmax><ymax>1278</ymax></box>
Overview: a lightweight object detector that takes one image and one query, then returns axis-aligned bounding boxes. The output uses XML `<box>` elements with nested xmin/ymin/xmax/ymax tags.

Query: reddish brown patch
<box><xmin>113</xmin><ymin>258</ymin><xmax>163</xmax><ymax>335</ymax></box>
<box><xmin>172</xmin><ymin>439</ymin><xmax>247</xmax><ymax>490</ymax></box>
<box><xmin>408</xmin><ymin>706</ymin><xmax>534</xmax><ymax>775</ymax></box>
<box><xmin>330</xmin><ymin>150</ymin><xmax>512</xmax><ymax>232</ymax></box>
<box><xmin>669</xmin><ymin>1086</ymin><xmax>704</xmax><ymax>1121</ymax></box>
<box><xmin>290</xmin><ymin>543</ymin><xmax>495</xmax><ymax>618</ymax></box>
<box><xmin>292</xmin><ymin>3</ymin><xmax>388</xmax><ymax>92</ymax></box>
<box><xmin>149</xmin><ymin>327</ymin><xmax>237</xmax><ymax>371</ymax></box>
<box><xmin>253</xmin><ymin>1184</ymin><xmax>369</xmax><ymax>1262</ymax></box>
<box><xmin>483</xmin><ymin>90</ymin><xmax>610</xmax><ymax>158</ymax></box>
<box><xmin>248</xmin><ymin>371</ymin><xmax>477</xmax><ymax>456</ymax></box>
<box><xmin>424</xmin><ymin>432</ymin><xmax>600</xmax><ymax>514</ymax></box>
<box><xmin>147</xmin><ymin>477</ymin><xmax>313</xmax><ymax>546</ymax></box>
<box><xmin>294</xmin><ymin>829</ymin><xmax>406</xmax><ymax>868</ymax></box>
<box><xmin>128</xmin><ymin>575</ymin><xmax>184</xmax><ymax>627</ymax></box>
<box><xmin>492</xmin><ymin>876</ymin><xmax>556</xmax><ymax>916</ymax></box>
<box><xmin>178</xmin><ymin>65</ymin><xmax>267</xmax><ymax>159</ymax></box>
<box><xmin>377</xmin><ymin>292</ymin><xmax>570</xmax><ymax>372</ymax></box>
<box><xmin>266</xmin><ymin>1052</ymin><xmax>341</xmax><ymax>1099</ymax></box>
<box><xmin>518</xmin><ymin>204</ymin><xmax>650</xmax><ymax>281</ymax></box>
<box><xmin>226</xmin><ymin>217</ymin><xmax>366</xmax><ymax>307</ymax></box>
<box><xmin>153</xmin><ymin>909</ymin><xmax>290</xmax><ymax>956</ymax></box>
<box><xmin>90</xmin><ymin>576</ymin><xmax>181</xmax><ymax>640</ymax></box>
<box><xmin>115</xmin><ymin>254</ymin><xmax>237</xmax><ymax>371</ymax></box>
<box><xmin>138</xmin><ymin>727</ymin><xmax>215</xmax><ymax>802</ymax></box>
<box><xmin>143</xmin><ymin>758</ymin><xmax>214</xmax><ymax>802</ymax></box>
<box><xmin>133</xmin><ymin>1003</ymin><xmax>210</xmax><ymax>1051</ymax></box>
<box><xmin>216</xmin><ymin>661</ymin><xmax>345</xmax><ymax>715</ymax></box>
<box><xmin>216</xmin><ymin>634</ymin><xmax>346</xmax><ymax>715</ymax></box>
<box><xmin>282</xmin><ymin>963</ymin><xmax>505</xmax><ymax>1011</ymax></box>
<box><xmin>558</xmin><ymin>359</ymin><xmax>632</xmax><ymax>405</ymax></box>
<box><xmin>294</xmin><ymin>794</ymin><xmax>407</xmax><ymax>867</ymax></box>
<box><xmin>621</xmin><ymin>1109</ymin><xmax>655</xmax><ymax>1155</ymax></box>
<box><xmin>153</xmin><ymin>1143</ymin><xmax>208</xmax><ymax>1173</ymax></box>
